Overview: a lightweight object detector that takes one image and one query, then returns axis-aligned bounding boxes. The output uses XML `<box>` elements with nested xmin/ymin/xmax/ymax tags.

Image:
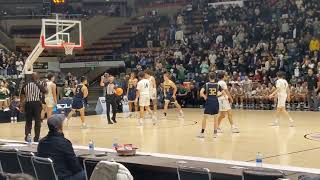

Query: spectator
<box><xmin>15</xmin><ymin>58</ymin><xmax>24</xmax><ymax>75</ymax></box>
<box><xmin>309</xmin><ymin>37</ymin><xmax>320</xmax><ymax>52</ymax></box>
<box><xmin>305</xmin><ymin>69</ymin><xmax>319</xmax><ymax>111</ymax></box>
<box><xmin>200</xmin><ymin>60</ymin><xmax>209</xmax><ymax>74</ymax></box>
<box><xmin>37</xmin><ymin>114</ymin><xmax>86</xmax><ymax>180</ymax></box>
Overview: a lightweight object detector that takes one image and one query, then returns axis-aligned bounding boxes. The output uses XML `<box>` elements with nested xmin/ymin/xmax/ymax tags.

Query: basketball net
<box><xmin>62</xmin><ymin>42</ymin><xmax>75</xmax><ymax>55</ymax></box>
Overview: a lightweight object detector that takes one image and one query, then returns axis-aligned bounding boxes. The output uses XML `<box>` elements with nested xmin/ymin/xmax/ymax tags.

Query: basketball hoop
<box><xmin>62</xmin><ymin>42</ymin><xmax>75</xmax><ymax>55</ymax></box>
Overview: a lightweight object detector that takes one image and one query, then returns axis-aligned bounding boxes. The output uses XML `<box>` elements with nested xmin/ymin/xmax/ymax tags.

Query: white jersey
<box><xmin>45</xmin><ymin>81</ymin><xmax>54</xmax><ymax>99</ymax></box>
<box><xmin>148</xmin><ymin>76</ymin><xmax>156</xmax><ymax>89</ymax></box>
<box><xmin>276</xmin><ymin>78</ymin><xmax>288</xmax><ymax>97</ymax></box>
<box><xmin>218</xmin><ymin>80</ymin><xmax>228</xmax><ymax>98</ymax></box>
<box><xmin>137</xmin><ymin>79</ymin><xmax>150</xmax><ymax>96</ymax></box>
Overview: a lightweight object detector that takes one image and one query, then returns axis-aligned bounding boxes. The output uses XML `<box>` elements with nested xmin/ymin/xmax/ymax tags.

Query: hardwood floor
<box><xmin>1</xmin><ymin>109</ymin><xmax>320</xmax><ymax>169</ymax></box>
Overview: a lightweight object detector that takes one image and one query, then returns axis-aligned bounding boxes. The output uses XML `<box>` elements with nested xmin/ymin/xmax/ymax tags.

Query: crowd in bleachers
<box><xmin>122</xmin><ymin>0</ymin><xmax>320</xmax><ymax>111</ymax></box>
<box><xmin>0</xmin><ymin>49</ymin><xmax>25</xmax><ymax>77</ymax></box>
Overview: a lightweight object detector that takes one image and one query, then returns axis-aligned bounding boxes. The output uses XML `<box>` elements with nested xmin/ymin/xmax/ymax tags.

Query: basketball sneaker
<box><xmin>213</xmin><ymin>133</ymin><xmax>217</xmax><ymax>138</ymax></box>
<box><xmin>178</xmin><ymin>111</ymin><xmax>184</xmax><ymax>118</ymax></box>
<box><xmin>152</xmin><ymin>115</ymin><xmax>157</xmax><ymax>125</ymax></box>
<box><xmin>231</xmin><ymin>127</ymin><xmax>240</xmax><ymax>133</ymax></box>
<box><xmin>197</xmin><ymin>133</ymin><xmax>205</xmax><ymax>138</ymax></box>
<box><xmin>81</xmin><ymin>123</ymin><xmax>87</xmax><ymax>129</ymax></box>
<box><xmin>289</xmin><ymin>119</ymin><xmax>295</xmax><ymax>127</ymax></box>
<box><xmin>138</xmin><ymin>119</ymin><xmax>143</xmax><ymax>126</ymax></box>
<box><xmin>269</xmin><ymin>121</ymin><xmax>279</xmax><ymax>126</ymax></box>
<box><xmin>217</xmin><ymin>128</ymin><xmax>223</xmax><ymax>133</ymax></box>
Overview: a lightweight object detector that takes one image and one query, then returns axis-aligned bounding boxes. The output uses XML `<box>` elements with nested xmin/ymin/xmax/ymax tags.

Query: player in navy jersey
<box><xmin>197</xmin><ymin>72</ymin><xmax>226</xmax><ymax>138</ymax></box>
<box><xmin>127</xmin><ymin>72</ymin><xmax>138</xmax><ymax>117</ymax></box>
<box><xmin>67</xmin><ymin>76</ymin><xmax>88</xmax><ymax>128</ymax></box>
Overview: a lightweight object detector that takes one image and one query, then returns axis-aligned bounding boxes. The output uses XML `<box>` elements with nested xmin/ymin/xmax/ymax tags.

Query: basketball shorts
<box><xmin>204</xmin><ymin>100</ymin><xmax>219</xmax><ymax>115</ymax></box>
<box><xmin>127</xmin><ymin>89</ymin><xmax>136</xmax><ymax>102</ymax></box>
<box><xmin>277</xmin><ymin>95</ymin><xmax>287</xmax><ymax>108</ymax></box>
<box><xmin>72</xmin><ymin>97</ymin><xmax>84</xmax><ymax>110</ymax></box>
<box><xmin>45</xmin><ymin>96</ymin><xmax>55</xmax><ymax>108</ymax></box>
<box><xmin>150</xmin><ymin>88</ymin><xmax>157</xmax><ymax>100</ymax></box>
<box><xmin>139</xmin><ymin>95</ymin><xmax>150</xmax><ymax>107</ymax></box>
<box><xmin>218</xmin><ymin>97</ymin><xmax>231</xmax><ymax>112</ymax></box>
<box><xmin>164</xmin><ymin>94</ymin><xmax>176</xmax><ymax>103</ymax></box>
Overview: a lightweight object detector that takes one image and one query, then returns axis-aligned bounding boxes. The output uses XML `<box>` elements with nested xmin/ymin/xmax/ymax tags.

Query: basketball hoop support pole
<box><xmin>22</xmin><ymin>42</ymin><xmax>44</xmax><ymax>75</ymax></box>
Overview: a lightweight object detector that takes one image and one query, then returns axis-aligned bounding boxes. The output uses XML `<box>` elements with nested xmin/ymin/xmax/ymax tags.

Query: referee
<box><xmin>100</xmin><ymin>75</ymin><xmax>118</xmax><ymax>124</ymax></box>
<box><xmin>20</xmin><ymin>73</ymin><xmax>47</xmax><ymax>142</ymax></box>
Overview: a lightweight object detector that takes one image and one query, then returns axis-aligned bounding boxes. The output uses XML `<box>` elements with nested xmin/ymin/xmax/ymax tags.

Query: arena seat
<box><xmin>177</xmin><ymin>165</ymin><xmax>211</xmax><ymax>180</ymax></box>
<box><xmin>0</xmin><ymin>148</ymin><xmax>21</xmax><ymax>174</ymax></box>
<box><xmin>32</xmin><ymin>156</ymin><xmax>58</xmax><ymax>180</ymax></box>
<box><xmin>17</xmin><ymin>151</ymin><xmax>36</xmax><ymax>178</ymax></box>
<box><xmin>83</xmin><ymin>158</ymin><xmax>99</xmax><ymax>180</ymax></box>
<box><xmin>242</xmin><ymin>169</ymin><xmax>285</xmax><ymax>180</ymax></box>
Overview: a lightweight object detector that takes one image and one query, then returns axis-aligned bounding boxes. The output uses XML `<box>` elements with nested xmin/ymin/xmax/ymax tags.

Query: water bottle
<box><xmin>112</xmin><ymin>137</ymin><xmax>119</xmax><ymax>150</ymax></box>
<box><xmin>88</xmin><ymin>140</ymin><xmax>94</xmax><ymax>155</ymax></box>
<box><xmin>27</xmin><ymin>133</ymin><xmax>32</xmax><ymax>145</ymax></box>
<box><xmin>256</xmin><ymin>152</ymin><xmax>263</xmax><ymax>167</ymax></box>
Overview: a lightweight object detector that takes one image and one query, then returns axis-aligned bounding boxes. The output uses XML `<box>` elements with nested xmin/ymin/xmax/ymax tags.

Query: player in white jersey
<box><xmin>145</xmin><ymin>70</ymin><xmax>158</xmax><ymax>117</ymax></box>
<box><xmin>269</xmin><ymin>71</ymin><xmax>294</xmax><ymax>127</ymax></box>
<box><xmin>135</xmin><ymin>71</ymin><xmax>156</xmax><ymax>126</ymax></box>
<box><xmin>217</xmin><ymin>72</ymin><xmax>240</xmax><ymax>133</ymax></box>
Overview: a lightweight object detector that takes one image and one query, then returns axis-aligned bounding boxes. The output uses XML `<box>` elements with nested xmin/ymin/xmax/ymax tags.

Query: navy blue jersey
<box><xmin>203</xmin><ymin>82</ymin><xmax>221</xmax><ymax>101</ymax></box>
<box><xmin>203</xmin><ymin>82</ymin><xmax>221</xmax><ymax>115</ymax></box>
<box><xmin>74</xmin><ymin>85</ymin><xmax>84</xmax><ymax>99</ymax></box>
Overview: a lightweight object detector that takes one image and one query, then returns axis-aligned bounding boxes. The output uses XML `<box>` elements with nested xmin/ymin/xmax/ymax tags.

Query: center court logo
<box><xmin>304</xmin><ymin>133</ymin><xmax>320</xmax><ymax>142</ymax></box>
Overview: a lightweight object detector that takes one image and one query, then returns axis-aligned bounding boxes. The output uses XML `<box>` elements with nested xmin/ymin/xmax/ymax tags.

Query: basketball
<box><xmin>115</xmin><ymin>88</ymin><xmax>123</xmax><ymax>96</ymax></box>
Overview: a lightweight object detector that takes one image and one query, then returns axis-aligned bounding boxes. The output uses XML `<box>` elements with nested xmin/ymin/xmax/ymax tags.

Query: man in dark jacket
<box><xmin>37</xmin><ymin>114</ymin><xmax>86</xmax><ymax>180</ymax></box>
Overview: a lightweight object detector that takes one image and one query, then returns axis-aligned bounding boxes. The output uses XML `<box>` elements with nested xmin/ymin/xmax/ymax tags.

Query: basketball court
<box><xmin>1</xmin><ymin>109</ymin><xmax>320</xmax><ymax>169</ymax></box>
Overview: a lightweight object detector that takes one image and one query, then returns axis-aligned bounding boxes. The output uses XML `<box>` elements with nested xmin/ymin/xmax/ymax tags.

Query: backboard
<box><xmin>40</xmin><ymin>15</ymin><xmax>82</xmax><ymax>50</ymax></box>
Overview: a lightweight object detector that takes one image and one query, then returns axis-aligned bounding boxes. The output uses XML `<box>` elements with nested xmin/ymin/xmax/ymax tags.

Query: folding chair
<box><xmin>0</xmin><ymin>148</ymin><xmax>21</xmax><ymax>174</ymax></box>
<box><xmin>177</xmin><ymin>165</ymin><xmax>211</xmax><ymax>180</ymax></box>
<box><xmin>32</xmin><ymin>156</ymin><xmax>58</xmax><ymax>180</ymax></box>
<box><xmin>83</xmin><ymin>158</ymin><xmax>99</xmax><ymax>180</ymax></box>
<box><xmin>17</xmin><ymin>151</ymin><xmax>36</xmax><ymax>177</ymax></box>
<box><xmin>242</xmin><ymin>168</ymin><xmax>285</xmax><ymax>180</ymax></box>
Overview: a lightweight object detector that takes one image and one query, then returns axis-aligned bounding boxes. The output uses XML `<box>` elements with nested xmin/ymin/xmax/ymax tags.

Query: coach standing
<box><xmin>20</xmin><ymin>73</ymin><xmax>47</xmax><ymax>142</ymax></box>
<box><xmin>306</xmin><ymin>69</ymin><xmax>319</xmax><ymax>111</ymax></box>
<box><xmin>100</xmin><ymin>75</ymin><xmax>118</xmax><ymax>124</ymax></box>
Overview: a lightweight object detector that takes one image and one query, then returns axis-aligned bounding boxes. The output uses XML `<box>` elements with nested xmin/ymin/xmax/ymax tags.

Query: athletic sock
<box><xmin>201</xmin><ymin>129</ymin><xmax>205</xmax><ymax>133</ymax></box>
<box><xmin>213</xmin><ymin>129</ymin><xmax>217</xmax><ymax>134</ymax></box>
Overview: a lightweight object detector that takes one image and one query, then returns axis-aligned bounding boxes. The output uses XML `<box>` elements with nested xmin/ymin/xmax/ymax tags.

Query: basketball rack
<box><xmin>23</xmin><ymin>14</ymin><xmax>82</xmax><ymax>75</ymax></box>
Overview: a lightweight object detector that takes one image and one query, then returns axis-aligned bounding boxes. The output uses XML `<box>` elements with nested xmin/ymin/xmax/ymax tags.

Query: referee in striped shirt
<box><xmin>20</xmin><ymin>73</ymin><xmax>47</xmax><ymax>142</ymax></box>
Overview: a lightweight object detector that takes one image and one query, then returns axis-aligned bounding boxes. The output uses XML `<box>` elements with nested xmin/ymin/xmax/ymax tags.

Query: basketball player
<box><xmin>217</xmin><ymin>72</ymin><xmax>240</xmax><ymax>133</ymax></box>
<box><xmin>127</xmin><ymin>72</ymin><xmax>138</xmax><ymax>117</ymax></box>
<box><xmin>163</xmin><ymin>72</ymin><xmax>184</xmax><ymax>118</ymax></box>
<box><xmin>197</xmin><ymin>72</ymin><xmax>226</xmax><ymax>138</ymax></box>
<box><xmin>67</xmin><ymin>76</ymin><xmax>88</xmax><ymax>128</ymax></box>
<box><xmin>45</xmin><ymin>73</ymin><xmax>57</xmax><ymax>118</ymax></box>
<box><xmin>268</xmin><ymin>71</ymin><xmax>294</xmax><ymax>127</ymax></box>
<box><xmin>135</xmin><ymin>71</ymin><xmax>156</xmax><ymax>126</ymax></box>
<box><xmin>145</xmin><ymin>70</ymin><xmax>158</xmax><ymax>117</ymax></box>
